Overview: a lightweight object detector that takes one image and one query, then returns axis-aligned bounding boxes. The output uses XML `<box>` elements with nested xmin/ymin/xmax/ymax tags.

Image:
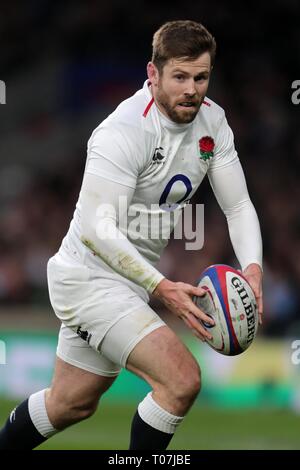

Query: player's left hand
<box><xmin>242</xmin><ymin>263</ymin><xmax>263</xmax><ymax>326</ymax></box>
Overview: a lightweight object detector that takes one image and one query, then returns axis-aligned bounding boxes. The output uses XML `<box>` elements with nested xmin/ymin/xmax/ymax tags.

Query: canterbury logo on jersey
<box><xmin>76</xmin><ymin>326</ymin><xmax>92</xmax><ymax>344</ymax></box>
<box><xmin>152</xmin><ymin>147</ymin><xmax>166</xmax><ymax>163</ymax></box>
<box><xmin>9</xmin><ymin>408</ymin><xmax>16</xmax><ymax>423</ymax></box>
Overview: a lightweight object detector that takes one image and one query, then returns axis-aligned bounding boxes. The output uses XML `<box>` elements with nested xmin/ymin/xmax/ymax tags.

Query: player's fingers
<box><xmin>184</xmin><ymin>318</ymin><xmax>207</xmax><ymax>341</ymax></box>
<box><xmin>188</xmin><ymin>285</ymin><xmax>207</xmax><ymax>297</ymax></box>
<box><xmin>182</xmin><ymin>317</ymin><xmax>207</xmax><ymax>341</ymax></box>
<box><xmin>185</xmin><ymin>312</ymin><xmax>213</xmax><ymax>340</ymax></box>
<box><xmin>257</xmin><ymin>294</ymin><xmax>263</xmax><ymax>314</ymax></box>
<box><xmin>251</xmin><ymin>285</ymin><xmax>263</xmax><ymax>324</ymax></box>
<box><xmin>192</xmin><ymin>329</ymin><xmax>207</xmax><ymax>342</ymax></box>
<box><xmin>190</xmin><ymin>303</ymin><xmax>215</xmax><ymax>326</ymax></box>
<box><xmin>247</xmin><ymin>279</ymin><xmax>263</xmax><ymax>318</ymax></box>
<box><xmin>257</xmin><ymin>295</ymin><xmax>263</xmax><ymax>325</ymax></box>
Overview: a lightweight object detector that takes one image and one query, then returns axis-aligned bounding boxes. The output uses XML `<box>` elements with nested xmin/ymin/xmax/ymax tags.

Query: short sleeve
<box><xmin>85</xmin><ymin>124</ymin><xmax>142</xmax><ymax>189</ymax></box>
<box><xmin>208</xmin><ymin>114</ymin><xmax>239</xmax><ymax>171</ymax></box>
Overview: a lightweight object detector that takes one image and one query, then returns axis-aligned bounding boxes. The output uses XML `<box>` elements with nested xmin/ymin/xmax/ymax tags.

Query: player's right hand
<box><xmin>152</xmin><ymin>278</ymin><xmax>215</xmax><ymax>341</ymax></box>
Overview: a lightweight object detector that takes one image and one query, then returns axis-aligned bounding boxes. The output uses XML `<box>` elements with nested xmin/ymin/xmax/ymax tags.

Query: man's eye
<box><xmin>174</xmin><ymin>75</ymin><xmax>185</xmax><ymax>81</ymax></box>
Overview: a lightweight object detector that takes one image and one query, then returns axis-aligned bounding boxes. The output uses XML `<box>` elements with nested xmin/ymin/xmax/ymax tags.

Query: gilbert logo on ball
<box><xmin>194</xmin><ymin>264</ymin><xmax>258</xmax><ymax>356</ymax></box>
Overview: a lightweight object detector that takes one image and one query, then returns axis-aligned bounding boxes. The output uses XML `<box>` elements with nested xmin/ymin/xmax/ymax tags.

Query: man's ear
<box><xmin>147</xmin><ymin>62</ymin><xmax>159</xmax><ymax>87</ymax></box>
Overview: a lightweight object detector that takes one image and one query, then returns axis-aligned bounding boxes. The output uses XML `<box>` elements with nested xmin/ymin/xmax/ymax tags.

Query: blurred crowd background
<box><xmin>0</xmin><ymin>0</ymin><xmax>299</xmax><ymax>338</ymax></box>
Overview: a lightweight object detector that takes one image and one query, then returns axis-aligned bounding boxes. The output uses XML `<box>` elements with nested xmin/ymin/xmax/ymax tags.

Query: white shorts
<box><xmin>47</xmin><ymin>253</ymin><xmax>165</xmax><ymax>376</ymax></box>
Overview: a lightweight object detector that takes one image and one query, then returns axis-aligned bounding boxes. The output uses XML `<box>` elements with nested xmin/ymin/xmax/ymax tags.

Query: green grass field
<box><xmin>0</xmin><ymin>398</ymin><xmax>299</xmax><ymax>450</ymax></box>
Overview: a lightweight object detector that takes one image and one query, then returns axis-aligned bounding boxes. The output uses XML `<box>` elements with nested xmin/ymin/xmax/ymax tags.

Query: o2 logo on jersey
<box><xmin>159</xmin><ymin>174</ymin><xmax>192</xmax><ymax>211</ymax></box>
<box><xmin>158</xmin><ymin>174</ymin><xmax>204</xmax><ymax>250</ymax></box>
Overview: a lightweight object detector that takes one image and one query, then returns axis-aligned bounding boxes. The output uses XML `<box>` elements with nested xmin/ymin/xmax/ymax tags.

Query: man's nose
<box><xmin>184</xmin><ymin>80</ymin><xmax>196</xmax><ymax>96</ymax></box>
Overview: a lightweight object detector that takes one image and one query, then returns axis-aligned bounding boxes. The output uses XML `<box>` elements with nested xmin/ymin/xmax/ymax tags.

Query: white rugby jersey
<box><xmin>57</xmin><ymin>80</ymin><xmax>262</xmax><ymax>294</ymax></box>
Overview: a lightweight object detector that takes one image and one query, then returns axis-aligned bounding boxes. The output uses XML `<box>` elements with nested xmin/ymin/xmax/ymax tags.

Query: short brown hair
<box><xmin>152</xmin><ymin>20</ymin><xmax>216</xmax><ymax>73</ymax></box>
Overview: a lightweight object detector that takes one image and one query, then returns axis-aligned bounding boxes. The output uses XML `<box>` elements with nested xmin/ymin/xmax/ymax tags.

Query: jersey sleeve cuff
<box><xmin>145</xmin><ymin>273</ymin><xmax>165</xmax><ymax>294</ymax></box>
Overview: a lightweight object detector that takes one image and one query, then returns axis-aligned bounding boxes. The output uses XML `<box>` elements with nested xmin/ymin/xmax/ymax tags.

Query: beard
<box><xmin>156</xmin><ymin>85</ymin><xmax>202</xmax><ymax>124</ymax></box>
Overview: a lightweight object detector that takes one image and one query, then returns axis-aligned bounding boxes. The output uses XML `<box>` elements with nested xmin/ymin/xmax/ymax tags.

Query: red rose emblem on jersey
<box><xmin>199</xmin><ymin>136</ymin><xmax>215</xmax><ymax>161</ymax></box>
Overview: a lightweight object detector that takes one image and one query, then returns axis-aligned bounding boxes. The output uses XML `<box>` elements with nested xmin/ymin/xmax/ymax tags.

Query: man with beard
<box><xmin>0</xmin><ymin>20</ymin><xmax>263</xmax><ymax>450</ymax></box>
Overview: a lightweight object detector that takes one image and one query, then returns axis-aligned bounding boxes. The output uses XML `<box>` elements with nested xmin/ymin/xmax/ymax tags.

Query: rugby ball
<box><xmin>194</xmin><ymin>264</ymin><xmax>258</xmax><ymax>356</ymax></box>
